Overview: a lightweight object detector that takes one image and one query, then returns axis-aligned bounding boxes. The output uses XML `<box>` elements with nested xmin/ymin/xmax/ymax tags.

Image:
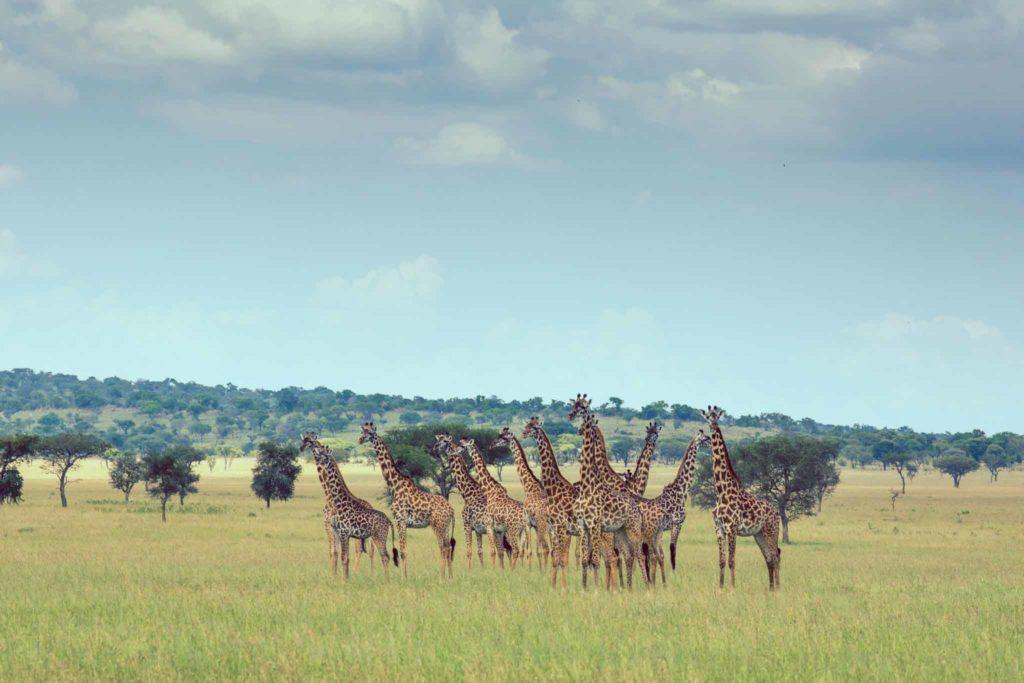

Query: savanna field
<box><xmin>2</xmin><ymin>461</ymin><xmax>1022</xmax><ymax>681</ymax></box>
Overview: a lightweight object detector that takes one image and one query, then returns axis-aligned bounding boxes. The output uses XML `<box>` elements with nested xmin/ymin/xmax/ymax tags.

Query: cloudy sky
<box><xmin>1</xmin><ymin>0</ymin><xmax>1022</xmax><ymax>432</ymax></box>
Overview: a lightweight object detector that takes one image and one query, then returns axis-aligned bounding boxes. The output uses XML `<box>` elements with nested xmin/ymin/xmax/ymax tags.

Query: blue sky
<box><xmin>1</xmin><ymin>0</ymin><xmax>1022</xmax><ymax>433</ymax></box>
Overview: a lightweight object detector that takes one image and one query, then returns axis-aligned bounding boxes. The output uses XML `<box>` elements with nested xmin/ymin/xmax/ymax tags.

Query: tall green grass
<box><xmin>2</xmin><ymin>461</ymin><xmax>1022</xmax><ymax>680</ymax></box>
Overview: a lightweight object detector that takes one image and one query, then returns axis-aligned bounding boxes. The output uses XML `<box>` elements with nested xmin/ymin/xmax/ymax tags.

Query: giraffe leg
<box><xmin>487</xmin><ymin>525</ymin><xmax>498</xmax><ymax>568</ymax></box>
<box><xmin>325</xmin><ymin>526</ymin><xmax>338</xmax><ymax>577</ymax></box>
<box><xmin>374</xmin><ymin>529</ymin><xmax>390</xmax><ymax>572</ymax></box>
<box><xmin>755</xmin><ymin>523</ymin><xmax>781</xmax><ymax>591</ymax></box>
<box><xmin>669</xmin><ymin>524</ymin><xmax>682</xmax><ymax>572</ymax></box>
<box><xmin>339</xmin><ymin>534</ymin><xmax>351</xmax><ymax>581</ymax></box>
<box><xmin>476</xmin><ymin>530</ymin><xmax>485</xmax><ymax>567</ymax></box>
<box><xmin>714</xmin><ymin>523</ymin><xmax>727</xmax><ymax>589</ymax></box>
<box><xmin>432</xmin><ymin>520</ymin><xmax>450</xmax><ymax>578</ymax></box>
<box><xmin>397</xmin><ymin>523</ymin><xmax>408</xmax><ymax>579</ymax></box>
<box><xmin>464</xmin><ymin>524</ymin><xmax>474</xmax><ymax>568</ymax></box>
<box><xmin>550</xmin><ymin>527</ymin><xmax>565</xmax><ymax>588</ymax></box>
<box><xmin>536</xmin><ymin>517</ymin><xmax>550</xmax><ymax>571</ymax></box>
<box><xmin>728</xmin><ymin>530</ymin><xmax>737</xmax><ymax>588</ymax></box>
<box><xmin>580</xmin><ymin>527</ymin><xmax>592</xmax><ymax>590</ymax></box>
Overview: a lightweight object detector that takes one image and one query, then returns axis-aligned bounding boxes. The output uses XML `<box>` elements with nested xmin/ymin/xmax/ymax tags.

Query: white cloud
<box><xmin>396</xmin><ymin>122</ymin><xmax>529</xmax><ymax>167</ymax></box>
<box><xmin>91</xmin><ymin>6</ymin><xmax>236</xmax><ymax>66</ymax></box>
<box><xmin>0</xmin><ymin>229</ymin><xmax>57</xmax><ymax>279</ymax></box>
<box><xmin>453</xmin><ymin>7</ymin><xmax>549</xmax><ymax>91</ymax></box>
<box><xmin>0</xmin><ymin>43</ymin><xmax>76</xmax><ymax>106</ymax></box>
<box><xmin>854</xmin><ymin>314</ymin><xmax>1006</xmax><ymax>346</ymax></box>
<box><xmin>315</xmin><ymin>255</ymin><xmax>443</xmax><ymax>308</ymax></box>
<box><xmin>0</xmin><ymin>164</ymin><xmax>23</xmax><ymax>188</ymax></box>
<box><xmin>566</xmin><ymin>98</ymin><xmax>612</xmax><ymax>132</ymax></box>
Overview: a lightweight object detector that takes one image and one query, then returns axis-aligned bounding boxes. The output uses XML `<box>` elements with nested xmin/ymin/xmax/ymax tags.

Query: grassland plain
<box><xmin>2</xmin><ymin>460</ymin><xmax>1022</xmax><ymax>681</ymax></box>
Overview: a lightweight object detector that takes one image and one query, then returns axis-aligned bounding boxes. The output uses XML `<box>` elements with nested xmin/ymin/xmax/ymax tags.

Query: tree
<box><xmin>251</xmin><ymin>440</ymin><xmax>302</xmax><ymax>508</ymax></box>
<box><xmin>639</xmin><ymin>401</ymin><xmax>669</xmax><ymax>420</ymax></box>
<box><xmin>873</xmin><ymin>440</ymin><xmax>917</xmax><ymax>494</ymax></box>
<box><xmin>934</xmin><ymin>450</ymin><xmax>979</xmax><ymax>488</ymax></box>
<box><xmin>692</xmin><ymin>434</ymin><xmax>840</xmax><ymax>544</ymax></box>
<box><xmin>108</xmin><ymin>450</ymin><xmax>143</xmax><ymax>502</ymax></box>
<box><xmin>143</xmin><ymin>446</ymin><xmax>202</xmax><ymax>521</ymax></box>
<box><xmin>981</xmin><ymin>444</ymin><xmax>1011</xmax><ymax>482</ymax></box>
<box><xmin>608</xmin><ymin>436</ymin><xmax>634</xmax><ymax>470</ymax></box>
<box><xmin>1</xmin><ymin>434</ymin><xmax>38</xmax><ymax>505</ymax></box>
<box><xmin>399</xmin><ymin>411</ymin><xmax>422</xmax><ymax>425</ymax></box>
<box><xmin>607</xmin><ymin>397</ymin><xmax>623</xmax><ymax>413</ymax></box>
<box><xmin>114</xmin><ymin>419</ymin><xmax>136</xmax><ymax>435</ymax></box>
<box><xmin>37</xmin><ymin>412</ymin><xmax>66</xmax><ymax>435</ymax></box>
<box><xmin>384</xmin><ymin>422</ymin><xmax>502</xmax><ymax>499</ymax></box>
<box><xmin>36</xmin><ymin>433</ymin><xmax>108</xmax><ymax>507</ymax></box>
<box><xmin>189</xmin><ymin>422</ymin><xmax>212</xmax><ymax>439</ymax></box>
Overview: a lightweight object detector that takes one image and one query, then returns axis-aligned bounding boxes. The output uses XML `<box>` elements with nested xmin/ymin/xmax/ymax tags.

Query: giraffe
<box><xmin>570</xmin><ymin>407</ymin><xmax>645</xmax><ymax>590</ymax></box>
<box><xmin>492</xmin><ymin>426</ymin><xmax>551</xmax><ymax>570</ymax></box>
<box><xmin>701</xmin><ymin>406</ymin><xmax>782</xmax><ymax>590</ymax></box>
<box><xmin>624</xmin><ymin>422</ymin><xmax>662</xmax><ymax>496</ymax></box>
<box><xmin>650</xmin><ymin>428</ymin><xmax>711</xmax><ymax>572</ymax></box>
<box><xmin>358</xmin><ymin>422</ymin><xmax>456</xmax><ymax>578</ymax></box>
<box><xmin>461</xmin><ymin>438</ymin><xmax>529</xmax><ymax>569</ymax></box>
<box><xmin>433</xmin><ymin>434</ymin><xmax>494</xmax><ymax>568</ymax></box>
<box><xmin>522</xmin><ymin>416</ymin><xmax>618</xmax><ymax>589</ymax></box>
<box><xmin>572</xmin><ymin>396</ymin><xmax>663</xmax><ymax>586</ymax></box>
<box><xmin>299</xmin><ymin>432</ymin><xmax>398</xmax><ymax>578</ymax></box>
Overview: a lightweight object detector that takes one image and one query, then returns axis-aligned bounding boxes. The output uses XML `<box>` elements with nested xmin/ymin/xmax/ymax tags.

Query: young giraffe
<box><xmin>358</xmin><ymin>422</ymin><xmax>456</xmax><ymax>578</ymax></box>
<box><xmin>492</xmin><ymin>426</ymin><xmax>551</xmax><ymax>571</ymax></box>
<box><xmin>300</xmin><ymin>432</ymin><xmax>398</xmax><ymax>578</ymax></box>
<box><xmin>575</xmin><ymin>398</ymin><xmax>663</xmax><ymax>586</ymax></box>
<box><xmin>433</xmin><ymin>434</ymin><xmax>494</xmax><ymax>568</ymax></box>
<box><xmin>522</xmin><ymin>417</ymin><xmax>618</xmax><ymax>589</ymax></box>
<box><xmin>461</xmin><ymin>438</ymin><xmax>529</xmax><ymax>569</ymax></box>
<box><xmin>702</xmin><ymin>406</ymin><xmax>782</xmax><ymax>590</ymax></box>
<box><xmin>651</xmin><ymin>429</ymin><xmax>711</xmax><ymax>572</ymax></box>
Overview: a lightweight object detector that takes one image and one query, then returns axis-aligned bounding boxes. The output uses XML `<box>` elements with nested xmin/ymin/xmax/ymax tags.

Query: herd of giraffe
<box><xmin>299</xmin><ymin>395</ymin><xmax>782</xmax><ymax>591</ymax></box>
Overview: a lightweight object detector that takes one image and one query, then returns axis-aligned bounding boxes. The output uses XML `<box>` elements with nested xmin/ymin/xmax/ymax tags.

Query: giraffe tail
<box><xmin>390</xmin><ymin>522</ymin><xmax>399</xmax><ymax>567</ymax></box>
<box><xmin>641</xmin><ymin>542</ymin><xmax>651</xmax><ymax>584</ymax></box>
<box><xmin>670</xmin><ymin>542</ymin><xmax>677</xmax><ymax>571</ymax></box>
<box><xmin>449</xmin><ymin>514</ymin><xmax>457</xmax><ymax>558</ymax></box>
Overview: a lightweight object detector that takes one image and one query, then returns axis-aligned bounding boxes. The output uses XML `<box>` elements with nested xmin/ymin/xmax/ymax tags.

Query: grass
<box><xmin>2</xmin><ymin>460</ymin><xmax>1023</xmax><ymax>681</ymax></box>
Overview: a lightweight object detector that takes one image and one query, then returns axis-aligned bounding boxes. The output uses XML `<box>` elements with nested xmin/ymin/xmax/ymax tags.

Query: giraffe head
<box><xmin>567</xmin><ymin>393</ymin><xmax>592</xmax><ymax>421</ymax></box>
<box><xmin>522</xmin><ymin>416</ymin><xmax>543</xmax><ymax>441</ymax></box>
<box><xmin>458</xmin><ymin>437</ymin><xmax>477</xmax><ymax>452</ymax></box>
<box><xmin>299</xmin><ymin>431</ymin><xmax>321</xmax><ymax>453</ymax></box>
<box><xmin>491</xmin><ymin>426</ymin><xmax>514</xmax><ymax>450</ymax></box>
<box><xmin>700</xmin><ymin>405</ymin><xmax>726</xmax><ymax>428</ymax></box>
<box><xmin>433</xmin><ymin>433</ymin><xmax>459</xmax><ymax>458</ymax></box>
<box><xmin>696</xmin><ymin>428</ymin><xmax>712</xmax><ymax>448</ymax></box>
<box><xmin>356</xmin><ymin>421</ymin><xmax>378</xmax><ymax>445</ymax></box>
<box><xmin>645</xmin><ymin>421</ymin><xmax>662</xmax><ymax>443</ymax></box>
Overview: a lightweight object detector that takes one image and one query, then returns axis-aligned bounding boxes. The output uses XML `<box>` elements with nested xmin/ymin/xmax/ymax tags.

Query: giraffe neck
<box><xmin>508</xmin><ymin>435</ymin><xmax>544</xmax><ymax>497</ymax></box>
<box><xmin>579</xmin><ymin>419</ymin><xmax>598</xmax><ymax>487</ymax></box>
<box><xmin>466</xmin><ymin>442</ymin><xmax>503</xmax><ymax>496</ymax></box>
<box><xmin>534</xmin><ymin>425</ymin><xmax>571</xmax><ymax>491</ymax></box>
<box><xmin>448</xmin><ymin>450</ymin><xmax>484</xmax><ymax>499</ymax></box>
<box><xmin>312</xmin><ymin>450</ymin><xmax>353</xmax><ymax>509</ymax></box>
<box><xmin>669</xmin><ymin>434</ymin><xmax>702</xmax><ymax>495</ymax></box>
<box><xmin>371</xmin><ymin>437</ymin><xmax>406</xmax><ymax>492</ymax></box>
<box><xmin>628</xmin><ymin>432</ymin><xmax>658</xmax><ymax>495</ymax></box>
<box><xmin>710</xmin><ymin>424</ymin><xmax>743</xmax><ymax>495</ymax></box>
<box><xmin>592</xmin><ymin>420</ymin><xmax>621</xmax><ymax>484</ymax></box>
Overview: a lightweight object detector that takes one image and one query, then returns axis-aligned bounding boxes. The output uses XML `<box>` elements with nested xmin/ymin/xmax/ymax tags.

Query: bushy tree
<box><xmin>143</xmin><ymin>445</ymin><xmax>203</xmax><ymax>521</ymax></box>
<box><xmin>608</xmin><ymin>435</ymin><xmax>635</xmax><ymax>470</ymax></box>
<box><xmin>1</xmin><ymin>434</ymin><xmax>38</xmax><ymax>505</ymax></box>
<box><xmin>981</xmin><ymin>444</ymin><xmax>1011</xmax><ymax>482</ymax></box>
<box><xmin>934</xmin><ymin>450</ymin><xmax>979</xmax><ymax>488</ymax></box>
<box><xmin>251</xmin><ymin>440</ymin><xmax>302</xmax><ymax>508</ymax></box>
<box><xmin>692</xmin><ymin>434</ymin><xmax>840</xmax><ymax>543</ymax></box>
<box><xmin>36</xmin><ymin>433</ymin><xmax>108</xmax><ymax>507</ymax></box>
<box><xmin>108</xmin><ymin>449</ymin><xmax>144</xmax><ymax>502</ymax></box>
<box><xmin>383</xmin><ymin>422</ymin><xmax>503</xmax><ymax>499</ymax></box>
<box><xmin>873</xmin><ymin>440</ymin><xmax>918</xmax><ymax>494</ymax></box>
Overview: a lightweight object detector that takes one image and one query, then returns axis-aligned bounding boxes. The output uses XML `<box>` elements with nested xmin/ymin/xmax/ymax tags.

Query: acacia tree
<box><xmin>981</xmin><ymin>444</ymin><xmax>1010</xmax><ymax>482</ymax></box>
<box><xmin>143</xmin><ymin>446</ymin><xmax>202</xmax><ymax>521</ymax></box>
<box><xmin>609</xmin><ymin>436</ymin><xmax>634</xmax><ymax>470</ymax></box>
<box><xmin>692</xmin><ymin>434</ymin><xmax>841</xmax><ymax>543</ymax></box>
<box><xmin>251</xmin><ymin>440</ymin><xmax>302</xmax><ymax>508</ymax></box>
<box><xmin>385</xmin><ymin>422</ymin><xmax>503</xmax><ymax>499</ymax></box>
<box><xmin>35</xmin><ymin>433</ymin><xmax>108</xmax><ymax>507</ymax></box>
<box><xmin>874</xmin><ymin>440</ymin><xmax>918</xmax><ymax>494</ymax></box>
<box><xmin>934</xmin><ymin>450</ymin><xmax>979</xmax><ymax>488</ymax></box>
<box><xmin>1</xmin><ymin>434</ymin><xmax>38</xmax><ymax>505</ymax></box>
<box><xmin>108</xmin><ymin>449</ymin><xmax>144</xmax><ymax>502</ymax></box>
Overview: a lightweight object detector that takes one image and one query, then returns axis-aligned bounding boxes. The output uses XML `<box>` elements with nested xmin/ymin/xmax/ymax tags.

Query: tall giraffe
<box><xmin>492</xmin><ymin>426</ymin><xmax>551</xmax><ymax>570</ymax></box>
<box><xmin>434</xmin><ymin>434</ymin><xmax>493</xmax><ymax>568</ymax></box>
<box><xmin>522</xmin><ymin>416</ymin><xmax>618</xmax><ymax>589</ymax></box>
<box><xmin>300</xmin><ymin>432</ymin><xmax>397</xmax><ymax>578</ymax></box>
<box><xmin>568</xmin><ymin>395</ymin><xmax>644</xmax><ymax>590</ymax></box>
<box><xmin>624</xmin><ymin>422</ymin><xmax>661</xmax><ymax>496</ymax></box>
<box><xmin>461</xmin><ymin>438</ymin><xmax>529</xmax><ymax>569</ymax></box>
<box><xmin>650</xmin><ymin>429</ymin><xmax>711</xmax><ymax>572</ymax></box>
<box><xmin>358</xmin><ymin>422</ymin><xmax>456</xmax><ymax>578</ymax></box>
<box><xmin>702</xmin><ymin>406</ymin><xmax>781</xmax><ymax>590</ymax></box>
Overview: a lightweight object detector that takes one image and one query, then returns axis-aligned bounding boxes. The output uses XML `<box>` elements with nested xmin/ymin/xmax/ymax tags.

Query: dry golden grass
<box><xmin>2</xmin><ymin>459</ymin><xmax>1022</xmax><ymax>681</ymax></box>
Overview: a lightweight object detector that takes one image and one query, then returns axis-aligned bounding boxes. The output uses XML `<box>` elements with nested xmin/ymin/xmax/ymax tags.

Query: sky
<box><xmin>1</xmin><ymin>0</ymin><xmax>1022</xmax><ymax>434</ymax></box>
